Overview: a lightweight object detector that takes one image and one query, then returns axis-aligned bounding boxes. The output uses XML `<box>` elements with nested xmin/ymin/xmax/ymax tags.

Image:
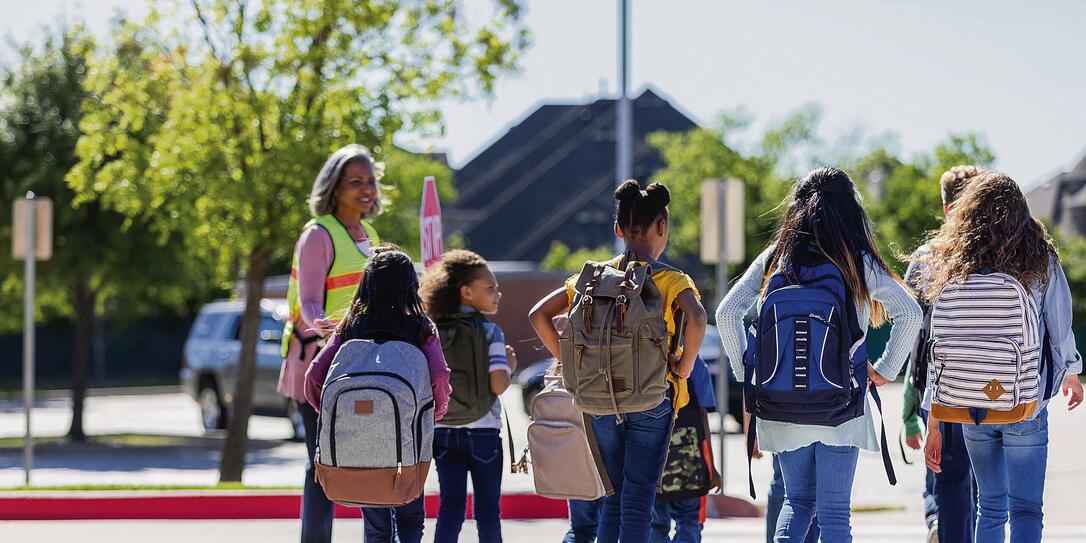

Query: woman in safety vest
<box><xmin>277</xmin><ymin>144</ymin><xmax>383</xmax><ymax>543</ymax></box>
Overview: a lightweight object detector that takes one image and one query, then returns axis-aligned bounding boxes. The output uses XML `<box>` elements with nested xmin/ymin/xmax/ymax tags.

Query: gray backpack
<box><xmin>560</xmin><ymin>258</ymin><xmax>672</xmax><ymax>420</ymax></box>
<box><xmin>314</xmin><ymin>339</ymin><xmax>434</xmax><ymax>507</ymax></box>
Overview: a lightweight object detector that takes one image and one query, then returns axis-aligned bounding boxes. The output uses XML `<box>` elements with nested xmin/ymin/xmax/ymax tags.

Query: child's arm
<box><xmin>673</xmin><ymin>289</ymin><xmax>707</xmax><ymax>379</ymax></box>
<box><xmin>304</xmin><ymin>333</ymin><xmax>343</xmax><ymax>411</ymax></box>
<box><xmin>529</xmin><ymin>287</ymin><xmax>572</xmax><ymax>360</ymax></box>
<box><xmin>419</xmin><ymin>332</ymin><xmax>452</xmax><ymax>421</ymax></box>
<box><xmin>486</xmin><ymin>325</ymin><xmax>517</xmax><ymax>395</ymax></box>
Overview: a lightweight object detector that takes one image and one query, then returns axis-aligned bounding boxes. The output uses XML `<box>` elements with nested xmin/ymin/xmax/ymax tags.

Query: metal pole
<box><xmin>23</xmin><ymin>192</ymin><xmax>36</xmax><ymax>487</ymax></box>
<box><xmin>615</xmin><ymin>0</ymin><xmax>631</xmax><ymax>253</ymax></box>
<box><xmin>715</xmin><ymin>182</ymin><xmax>729</xmax><ymax>491</ymax></box>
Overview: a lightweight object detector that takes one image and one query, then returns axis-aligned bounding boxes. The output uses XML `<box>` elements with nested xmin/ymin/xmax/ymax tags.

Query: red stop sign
<box><xmin>420</xmin><ymin>176</ymin><xmax>444</xmax><ymax>268</ymax></box>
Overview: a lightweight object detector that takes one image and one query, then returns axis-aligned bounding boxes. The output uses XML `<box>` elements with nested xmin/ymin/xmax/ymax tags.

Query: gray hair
<box><xmin>308</xmin><ymin>144</ymin><xmax>386</xmax><ymax>218</ymax></box>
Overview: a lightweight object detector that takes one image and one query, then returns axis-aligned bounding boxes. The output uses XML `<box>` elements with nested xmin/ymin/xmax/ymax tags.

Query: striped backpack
<box><xmin>929</xmin><ymin>273</ymin><xmax>1041</xmax><ymax>425</ymax></box>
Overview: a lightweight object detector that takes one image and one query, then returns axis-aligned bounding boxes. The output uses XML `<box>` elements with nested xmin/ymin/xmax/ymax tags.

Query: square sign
<box><xmin>12</xmin><ymin>196</ymin><xmax>53</xmax><ymax>261</ymax></box>
<box><xmin>700</xmin><ymin>179</ymin><xmax>744</xmax><ymax>265</ymax></box>
<box><xmin>420</xmin><ymin>176</ymin><xmax>444</xmax><ymax>268</ymax></box>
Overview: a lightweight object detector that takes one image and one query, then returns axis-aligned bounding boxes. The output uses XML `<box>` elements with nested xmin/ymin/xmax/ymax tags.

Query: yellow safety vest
<box><xmin>280</xmin><ymin>214</ymin><xmax>380</xmax><ymax>357</ymax></box>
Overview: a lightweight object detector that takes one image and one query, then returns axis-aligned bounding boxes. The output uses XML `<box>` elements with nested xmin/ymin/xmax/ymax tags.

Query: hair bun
<box><xmin>644</xmin><ymin>183</ymin><xmax>670</xmax><ymax>207</ymax></box>
<box><xmin>614</xmin><ymin>179</ymin><xmax>642</xmax><ymax>202</ymax></box>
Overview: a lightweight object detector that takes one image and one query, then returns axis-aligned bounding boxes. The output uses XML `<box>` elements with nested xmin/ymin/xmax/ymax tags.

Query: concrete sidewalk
<box><xmin>1</xmin><ymin>383</ymin><xmax>1085</xmax><ymax>525</ymax></box>
<box><xmin>4</xmin><ymin>515</ymin><xmax>1086</xmax><ymax>542</ymax></box>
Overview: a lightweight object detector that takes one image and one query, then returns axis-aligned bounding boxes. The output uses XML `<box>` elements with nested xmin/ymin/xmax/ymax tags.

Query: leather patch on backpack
<box><xmin>612</xmin><ymin>377</ymin><xmax>628</xmax><ymax>393</ymax></box>
<box><xmin>355</xmin><ymin>400</ymin><xmax>374</xmax><ymax>415</ymax></box>
<box><xmin>983</xmin><ymin>380</ymin><xmax>1006</xmax><ymax>401</ymax></box>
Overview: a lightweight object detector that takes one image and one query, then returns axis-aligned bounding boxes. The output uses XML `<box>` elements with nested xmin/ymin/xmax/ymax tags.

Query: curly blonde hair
<box><xmin>919</xmin><ymin>172</ymin><xmax>1056</xmax><ymax>302</ymax></box>
<box><xmin>940</xmin><ymin>165</ymin><xmax>987</xmax><ymax>205</ymax></box>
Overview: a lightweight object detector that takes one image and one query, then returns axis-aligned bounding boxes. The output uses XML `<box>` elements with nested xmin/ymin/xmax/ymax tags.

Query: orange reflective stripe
<box><xmin>325</xmin><ymin>271</ymin><xmax>363</xmax><ymax>291</ymax></box>
<box><xmin>289</xmin><ymin>267</ymin><xmax>298</xmax><ymax>279</ymax></box>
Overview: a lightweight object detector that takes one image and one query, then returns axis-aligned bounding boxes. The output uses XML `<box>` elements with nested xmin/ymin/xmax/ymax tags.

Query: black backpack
<box><xmin>435</xmin><ymin>312</ymin><xmax>497</xmax><ymax>425</ymax></box>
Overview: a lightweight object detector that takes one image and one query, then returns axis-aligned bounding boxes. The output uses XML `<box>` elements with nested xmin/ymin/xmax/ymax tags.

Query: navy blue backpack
<box><xmin>743</xmin><ymin>248</ymin><xmax>896</xmax><ymax>498</ymax></box>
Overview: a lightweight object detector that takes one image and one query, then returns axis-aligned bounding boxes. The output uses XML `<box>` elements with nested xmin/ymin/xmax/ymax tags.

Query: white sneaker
<box><xmin>926</xmin><ymin>522</ymin><xmax>939</xmax><ymax>543</ymax></box>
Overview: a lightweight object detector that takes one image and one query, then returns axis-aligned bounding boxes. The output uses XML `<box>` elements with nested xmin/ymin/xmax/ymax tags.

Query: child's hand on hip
<box><xmin>867</xmin><ymin>362</ymin><xmax>889</xmax><ymax>387</ymax></box>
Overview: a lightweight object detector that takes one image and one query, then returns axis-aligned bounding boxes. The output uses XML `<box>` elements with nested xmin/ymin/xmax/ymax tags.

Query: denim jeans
<box><xmin>650</xmin><ymin>497</ymin><xmax>703</xmax><ymax>543</ymax></box>
<box><xmin>963</xmin><ymin>408</ymin><xmax>1049</xmax><ymax>543</ymax></box>
<box><xmin>589</xmin><ymin>396</ymin><xmax>675</xmax><ymax>543</ymax></box>
<box><xmin>361</xmin><ymin>496</ymin><xmax>425</xmax><ymax>543</ymax></box>
<box><xmin>918</xmin><ymin>408</ymin><xmax>976</xmax><ymax>543</ymax></box>
<box><xmin>434</xmin><ymin>427</ymin><xmax>504</xmax><ymax>543</ymax></box>
<box><xmin>767</xmin><ymin>455</ymin><xmax>819</xmax><ymax>543</ymax></box>
<box><xmin>298</xmin><ymin>400</ymin><xmax>334</xmax><ymax>543</ymax></box>
<box><xmin>565</xmin><ymin>498</ymin><xmax>602</xmax><ymax>543</ymax></box>
<box><xmin>775</xmin><ymin>443</ymin><xmax>859</xmax><ymax>542</ymax></box>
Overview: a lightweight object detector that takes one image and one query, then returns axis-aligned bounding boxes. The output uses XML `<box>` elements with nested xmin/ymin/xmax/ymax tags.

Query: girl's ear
<box><xmin>459</xmin><ymin>283</ymin><xmax>473</xmax><ymax>303</ymax></box>
<box><xmin>613</xmin><ymin>222</ymin><xmax>624</xmax><ymax>239</ymax></box>
<box><xmin>655</xmin><ymin>216</ymin><xmax>667</xmax><ymax>237</ymax></box>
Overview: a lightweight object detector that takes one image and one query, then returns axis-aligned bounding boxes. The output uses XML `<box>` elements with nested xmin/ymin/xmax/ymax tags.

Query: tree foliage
<box><xmin>540</xmin><ymin>241</ymin><xmax>613</xmax><ymax>273</ymax></box>
<box><xmin>67</xmin><ymin>0</ymin><xmax>527</xmax><ymax>481</ymax></box>
<box><xmin>647</xmin><ymin>107</ymin><xmax>821</xmax><ymax>289</ymax></box>
<box><xmin>0</xmin><ymin>25</ymin><xmax>210</xmax><ymax>440</ymax></box>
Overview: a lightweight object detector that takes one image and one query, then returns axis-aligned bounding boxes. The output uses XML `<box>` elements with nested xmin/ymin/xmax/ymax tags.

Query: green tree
<box><xmin>68</xmin><ymin>0</ymin><xmax>527</xmax><ymax>482</ymax></box>
<box><xmin>647</xmin><ymin>107</ymin><xmax>821</xmax><ymax>299</ymax></box>
<box><xmin>373</xmin><ymin>147</ymin><xmax>457</xmax><ymax>260</ymax></box>
<box><xmin>0</xmin><ymin>26</ymin><xmax>209</xmax><ymax>441</ymax></box>
<box><xmin>540</xmin><ymin>241</ymin><xmax>613</xmax><ymax>273</ymax></box>
<box><xmin>851</xmin><ymin>133</ymin><xmax>996</xmax><ymax>272</ymax></box>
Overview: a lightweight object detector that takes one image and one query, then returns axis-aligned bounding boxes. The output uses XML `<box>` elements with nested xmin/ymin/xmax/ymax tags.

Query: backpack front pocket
<box><xmin>932</xmin><ymin>337</ymin><xmax>1027</xmax><ymax>410</ymax></box>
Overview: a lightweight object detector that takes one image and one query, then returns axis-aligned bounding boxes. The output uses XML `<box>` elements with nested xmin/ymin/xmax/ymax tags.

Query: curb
<box><xmin>0</xmin><ymin>492</ymin><xmax>570</xmax><ymax>521</ymax></box>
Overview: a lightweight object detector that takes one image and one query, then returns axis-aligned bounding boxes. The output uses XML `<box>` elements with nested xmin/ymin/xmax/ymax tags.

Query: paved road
<box><xmin>2</xmin><ymin>383</ymin><xmax>1085</xmax><ymax>526</ymax></box>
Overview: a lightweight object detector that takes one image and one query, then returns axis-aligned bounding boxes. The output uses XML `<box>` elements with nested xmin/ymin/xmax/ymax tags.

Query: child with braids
<box><xmin>420</xmin><ymin>250</ymin><xmax>518</xmax><ymax>543</ymax></box>
<box><xmin>304</xmin><ymin>245</ymin><xmax>451</xmax><ymax>543</ymax></box>
<box><xmin>530</xmin><ymin>180</ymin><xmax>707</xmax><ymax>543</ymax></box>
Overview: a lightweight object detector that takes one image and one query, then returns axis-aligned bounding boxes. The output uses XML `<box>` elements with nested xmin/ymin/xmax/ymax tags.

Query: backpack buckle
<box><xmin>615</xmin><ymin>294</ymin><xmax>628</xmax><ymax>334</ymax></box>
<box><xmin>582</xmin><ymin>295</ymin><xmax>595</xmax><ymax>334</ymax></box>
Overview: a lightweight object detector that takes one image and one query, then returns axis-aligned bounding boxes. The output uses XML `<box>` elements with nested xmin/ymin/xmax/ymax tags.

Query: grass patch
<box><xmin>852</xmin><ymin>505</ymin><xmax>906</xmax><ymax>513</ymax></box>
<box><xmin>0</xmin><ymin>483</ymin><xmax>301</xmax><ymax>492</ymax></box>
<box><xmin>0</xmin><ymin>434</ymin><xmax>204</xmax><ymax>449</ymax></box>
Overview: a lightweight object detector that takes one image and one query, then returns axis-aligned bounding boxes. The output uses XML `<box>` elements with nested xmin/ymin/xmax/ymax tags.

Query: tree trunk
<box><xmin>219</xmin><ymin>243</ymin><xmax>270</xmax><ymax>483</ymax></box>
<box><xmin>68</xmin><ymin>279</ymin><xmax>94</xmax><ymax>443</ymax></box>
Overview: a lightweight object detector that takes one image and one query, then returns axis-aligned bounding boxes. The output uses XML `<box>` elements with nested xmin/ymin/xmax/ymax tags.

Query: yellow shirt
<box><xmin>564</xmin><ymin>258</ymin><xmax>700</xmax><ymax>413</ymax></box>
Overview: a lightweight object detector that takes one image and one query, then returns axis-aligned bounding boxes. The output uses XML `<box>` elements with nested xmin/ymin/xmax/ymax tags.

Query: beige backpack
<box><xmin>560</xmin><ymin>258</ymin><xmax>672</xmax><ymax>420</ymax></box>
<box><xmin>526</xmin><ymin>365</ymin><xmax>612</xmax><ymax>500</ymax></box>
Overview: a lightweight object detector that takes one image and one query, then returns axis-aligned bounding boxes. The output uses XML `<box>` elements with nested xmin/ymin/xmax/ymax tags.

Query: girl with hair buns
<box><xmin>530</xmin><ymin>179</ymin><xmax>707</xmax><ymax>543</ymax></box>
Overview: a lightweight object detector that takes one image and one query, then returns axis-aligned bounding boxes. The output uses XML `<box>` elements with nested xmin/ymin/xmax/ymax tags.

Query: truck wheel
<box><xmin>198</xmin><ymin>382</ymin><xmax>227</xmax><ymax>431</ymax></box>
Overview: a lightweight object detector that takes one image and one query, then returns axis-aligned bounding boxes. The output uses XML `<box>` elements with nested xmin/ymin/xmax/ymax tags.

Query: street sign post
<box><xmin>700</xmin><ymin>178</ymin><xmax>744</xmax><ymax>494</ymax></box>
<box><xmin>13</xmin><ymin>192</ymin><xmax>53</xmax><ymax>487</ymax></box>
<box><xmin>420</xmin><ymin>176</ymin><xmax>444</xmax><ymax>269</ymax></box>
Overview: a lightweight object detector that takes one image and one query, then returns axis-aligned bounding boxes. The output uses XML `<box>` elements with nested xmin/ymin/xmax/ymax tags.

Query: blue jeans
<box><xmin>589</xmin><ymin>396</ymin><xmax>674</xmax><ymax>543</ymax></box>
<box><xmin>775</xmin><ymin>443</ymin><xmax>859</xmax><ymax>543</ymax></box>
<box><xmin>767</xmin><ymin>455</ymin><xmax>819</xmax><ymax>543</ymax></box>
<box><xmin>361</xmin><ymin>496</ymin><xmax>425</xmax><ymax>543</ymax></box>
<box><xmin>299</xmin><ymin>401</ymin><xmax>334</xmax><ymax>543</ymax></box>
<box><xmin>434</xmin><ymin>427</ymin><xmax>504</xmax><ymax>543</ymax></box>
<box><xmin>650</xmin><ymin>498</ymin><xmax>702</xmax><ymax>543</ymax></box>
<box><xmin>918</xmin><ymin>408</ymin><xmax>976</xmax><ymax>543</ymax></box>
<box><xmin>963</xmin><ymin>408</ymin><xmax>1049</xmax><ymax>543</ymax></box>
<box><xmin>565</xmin><ymin>499</ymin><xmax>602</xmax><ymax>542</ymax></box>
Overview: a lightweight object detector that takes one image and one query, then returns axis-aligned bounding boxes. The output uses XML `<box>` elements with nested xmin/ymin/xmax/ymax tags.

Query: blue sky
<box><xmin>5</xmin><ymin>0</ymin><xmax>1085</xmax><ymax>188</ymax></box>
